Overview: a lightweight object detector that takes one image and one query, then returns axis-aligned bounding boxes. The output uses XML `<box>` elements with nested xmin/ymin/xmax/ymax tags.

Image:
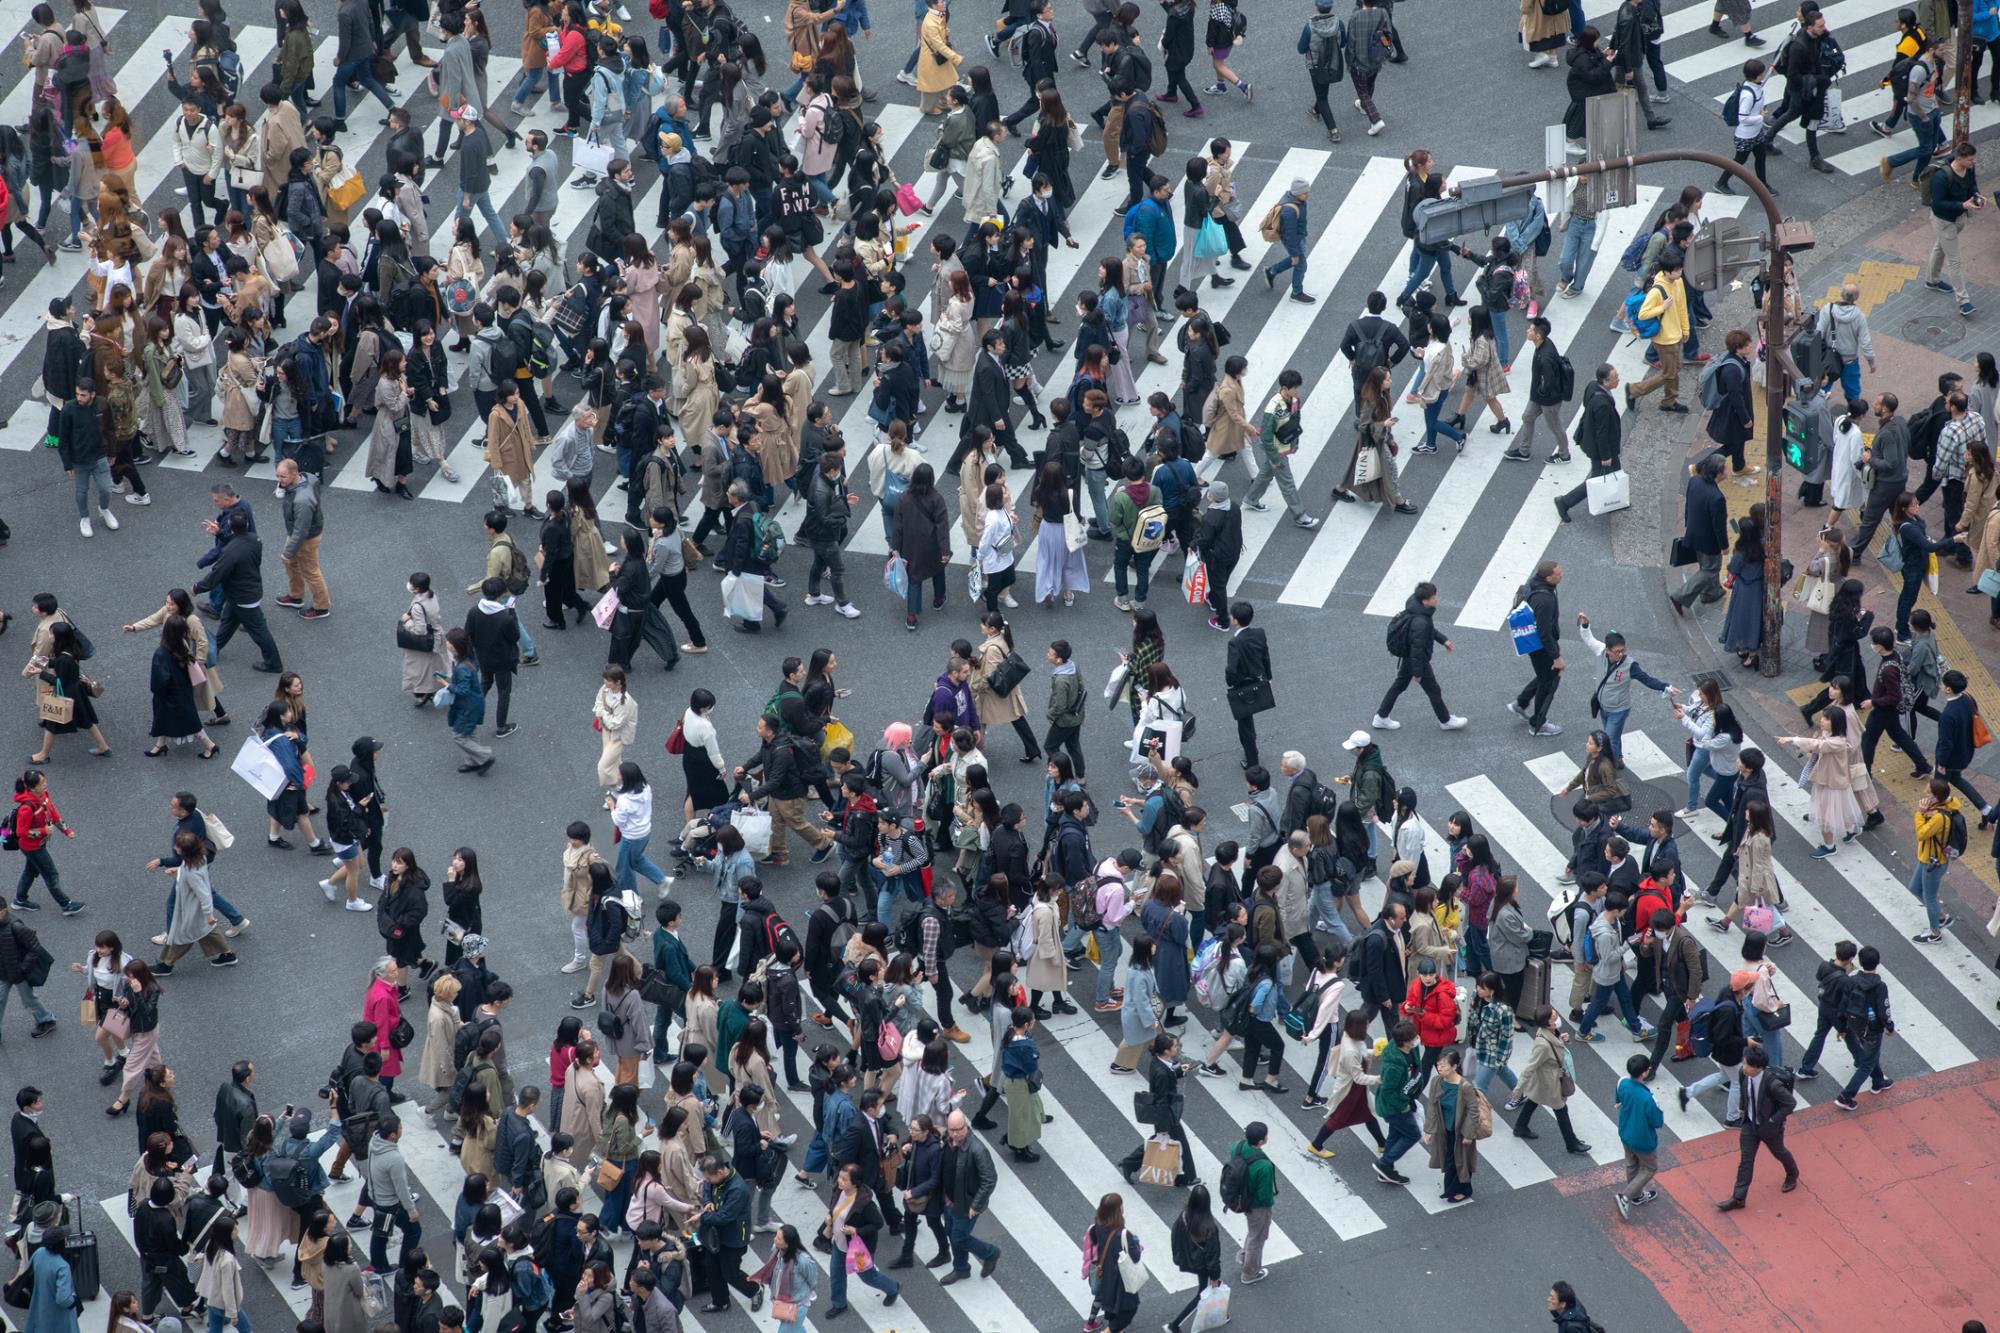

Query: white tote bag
<box><xmin>720</xmin><ymin>572</ymin><xmax>766</xmax><ymax>622</ymax></box>
<box><xmin>229</xmin><ymin>734</ymin><xmax>287</xmax><ymax>800</ymax></box>
<box><xmin>1062</xmin><ymin>511</ymin><xmax>1089</xmax><ymax>552</ymax></box>
<box><xmin>1585</xmin><ymin>469</ymin><xmax>1631</xmax><ymax>516</ymax></box>
<box><xmin>734</xmin><ymin>807</ymin><xmax>773</xmax><ymax>858</ymax></box>
<box><xmin>572</xmin><ymin>134</ymin><xmax>618</xmax><ymax>179</ymax></box>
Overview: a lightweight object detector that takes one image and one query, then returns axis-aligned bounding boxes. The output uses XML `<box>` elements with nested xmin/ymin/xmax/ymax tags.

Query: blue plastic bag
<box><xmin>884</xmin><ymin>554</ymin><xmax>909</xmax><ymax>600</ymax></box>
<box><xmin>1506</xmin><ymin>602</ymin><xmax>1542</xmax><ymax>656</ymax></box>
<box><xmin>1193</xmin><ymin>216</ymin><xmax>1229</xmax><ymax>261</ymax></box>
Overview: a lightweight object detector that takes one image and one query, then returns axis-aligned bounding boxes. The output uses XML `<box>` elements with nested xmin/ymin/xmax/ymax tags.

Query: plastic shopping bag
<box><xmin>720</xmin><ymin>572</ymin><xmax>766</xmax><ymax>622</ymax></box>
<box><xmin>735</xmin><ymin>808</ymin><xmax>773</xmax><ymax>858</ymax></box>
<box><xmin>1181</xmin><ymin>560</ymin><xmax>1208</xmax><ymax>606</ymax></box>
<box><xmin>1189</xmin><ymin>1281</ymin><xmax>1231</xmax><ymax>1331</ymax></box>
<box><xmin>884</xmin><ymin>553</ymin><xmax>909</xmax><ymax>600</ymax></box>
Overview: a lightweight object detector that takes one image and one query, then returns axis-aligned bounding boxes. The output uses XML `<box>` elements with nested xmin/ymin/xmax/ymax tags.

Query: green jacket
<box><xmin>1046</xmin><ymin>666</ymin><xmax>1085</xmax><ymax>728</ymax></box>
<box><xmin>1108</xmin><ymin>480</ymin><xmax>1152</xmax><ymax>547</ymax></box>
<box><xmin>1374</xmin><ymin>1042</ymin><xmax>1416</xmax><ymax>1117</ymax></box>
<box><xmin>716</xmin><ymin>998</ymin><xmax>751</xmax><ymax>1068</ymax></box>
<box><xmin>1351</xmin><ymin>748</ymin><xmax>1391</xmax><ymax>820</ymax></box>
<box><xmin>1254</xmin><ymin>390</ymin><xmax>1299</xmax><ymax>463</ymax></box>
<box><xmin>1229</xmin><ymin>1141</ymin><xmax>1277</xmax><ymax>1210</ymax></box>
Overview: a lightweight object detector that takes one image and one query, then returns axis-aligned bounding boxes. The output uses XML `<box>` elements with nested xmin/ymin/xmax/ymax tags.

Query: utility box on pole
<box><xmin>1684</xmin><ymin>217</ymin><xmax>1767</xmax><ymax>292</ymax></box>
<box><xmin>1583</xmin><ymin>90</ymin><xmax>1639</xmax><ymax>212</ymax></box>
<box><xmin>1413</xmin><ymin>175</ymin><xmax>1536</xmax><ymax>247</ymax></box>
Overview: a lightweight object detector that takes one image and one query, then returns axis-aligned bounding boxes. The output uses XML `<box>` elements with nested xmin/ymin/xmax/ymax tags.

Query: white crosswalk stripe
<box><xmin>57</xmin><ymin>720</ymin><xmax>1994</xmax><ymax>1330</ymax></box>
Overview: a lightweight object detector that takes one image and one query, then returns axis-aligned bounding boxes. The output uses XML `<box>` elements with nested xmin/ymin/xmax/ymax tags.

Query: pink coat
<box><xmin>364</xmin><ymin>978</ymin><xmax>405</xmax><ymax>1079</ymax></box>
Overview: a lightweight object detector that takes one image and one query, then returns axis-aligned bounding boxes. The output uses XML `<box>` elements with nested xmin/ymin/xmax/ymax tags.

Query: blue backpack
<box><xmin>1622</xmin><ymin>287</ymin><xmax>1661</xmax><ymax>339</ymax></box>
<box><xmin>510</xmin><ymin>1256</ymin><xmax>556</xmax><ymax>1311</ymax></box>
<box><xmin>1686</xmin><ymin>995</ymin><xmax>1721</xmax><ymax>1058</ymax></box>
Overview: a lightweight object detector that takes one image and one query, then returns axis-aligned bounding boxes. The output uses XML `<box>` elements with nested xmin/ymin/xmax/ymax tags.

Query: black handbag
<box><xmin>1226</xmin><ymin>679</ymin><xmax>1275</xmax><ymax>719</ymax></box>
<box><xmin>1132</xmin><ymin>1090</ymin><xmax>1159</xmax><ymax>1125</ymax></box>
<box><xmin>1757</xmin><ymin>1001</ymin><xmax>1792</xmax><ymax>1031</ymax></box>
<box><xmin>1668</xmin><ymin>536</ymin><xmax>1698</xmax><ymax>567</ymax></box>
<box><xmin>395</xmin><ymin>621</ymin><xmax>436</xmax><ymax>652</ymax></box>
<box><xmin>986</xmin><ymin>650</ymin><xmax>1032</xmax><ymax>697</ymax></box>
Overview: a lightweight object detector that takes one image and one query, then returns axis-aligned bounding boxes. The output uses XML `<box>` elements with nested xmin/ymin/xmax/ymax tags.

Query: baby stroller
<box><xmin>672</xmin><ymin>801</ymin><xmax>740</xmax><ymax>871</ymax></box>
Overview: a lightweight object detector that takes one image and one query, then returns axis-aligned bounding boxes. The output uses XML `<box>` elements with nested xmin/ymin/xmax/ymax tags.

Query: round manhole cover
<box><xmin>1903</xmin><ymin>315</ymin><xmax>1965</xmax><ymax>351</ymax></box>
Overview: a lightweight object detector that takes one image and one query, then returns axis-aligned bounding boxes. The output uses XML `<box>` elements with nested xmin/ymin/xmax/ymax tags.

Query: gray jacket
<box><xmin>458</xmin><ymin>123</ymin><xmax>495</xmax><ymax>195</ymax></box>
<box><xmin>364</xmin><ymin>1134</ymin><xmax>419</xmax><ymax>1213</ymax></box>
<box><xmin>1869</xmin><ymin>413</ymin><xmax>1911</xmax><ymax>484</ymax></box>
<box><xmin>1817</xmin><ymin>301</ymin><xmax>1874</xmax><ymax>365</ymax></box>
<box><xmin>468</xmin><ymin>326</ymin><xmax>505</xmax><ymax>393</ymax></box>
<box><xmin>1489</xmin><ymin>902</ymin><xmax>1533</xmax><ymax>975</ymax></box>
<box><xmin>1345</xmin><ymin>6</ymin><xmax>1392</xmax><ymax>73</ymax></box>
<box><xmin>435</xmin><ymin>36</ymin><xmax>482</xmax><ymax>110</ymax></box>
<box><xmin>280</xmin><ymin>472</ymin><xmax>323</xmax><ymax>556</ymax></box>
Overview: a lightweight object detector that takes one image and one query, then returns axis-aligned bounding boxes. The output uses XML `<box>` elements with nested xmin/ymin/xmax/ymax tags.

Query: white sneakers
<box><xmin>79</xmin><ymin>517</ymin><xmax>93</xmax><ymax>538</ymax></box>
<box><xmin>343</xmin><ymin>898</ymin><xmax>374</xmax><ymax>912</ymax></box>
<box><xmin>124</xmin><ymin>492</ymin><xmax>152</xmax><ymax>506</ymax></box>
<box><xmin>835</xmin><ymin>603</ymin><xmax>860</xmax><ymax>619</ymax></box>
<box><xmin>1001</xmin><ymin>593</ymin><xmax>1020</xmax><ymax>608</ymax></box>
<box><xmin>319</xmin><ymin>879</ymin><xmax>338</xmax><ymax>901</ymax></box>
<box><xmin>561</xmin><ymin>958</ymin><xmax>589</xmax><ymax>974</ymax></box>
<box><xmin>803</xmin><ymin>594</ymin><xmax>835</xmax><ymax>606</ymax></box>
<box><xmin>1371</xmin><ymin>715</ymin><xmax>1403</xmax><ymax>730</ymax></box>
<box><xmin>1368</xmin><ymin>120</ymin><xmax>1387</xmax><ymax>136</ymax></box>
<box><xmin>1441</xmin><ymin>715</ymin><xmax>1468</xmax><ymax>730</ymax></box>
<box><xmin>98</xmin><ymin>507</ymin><xmax>120</xmax><ymax>530</ymax></box>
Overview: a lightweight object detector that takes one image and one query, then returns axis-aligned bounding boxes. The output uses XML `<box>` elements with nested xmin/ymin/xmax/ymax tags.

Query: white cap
<box><xmin>1341</xmin><ymin>729</ymin><xmax>1372</xmax><ymax>751</ymax></box>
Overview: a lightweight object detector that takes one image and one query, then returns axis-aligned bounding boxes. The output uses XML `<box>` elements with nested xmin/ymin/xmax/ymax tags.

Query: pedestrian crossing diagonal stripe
<box><xmin>0</xmin><ymin>9</ymin><xmax>125</xmax><ymax>124</ymax></box>
<box><xmin>1668</xmin><ymin>0</ymin><xmax>1880</xmax><ymax>83</ymax></box>
<box><xmin>1620</xmin><ymin>731</ymin><xmax>1981</xmax><ymax>1073</ymax></box>
<box><xmin>1361</xmin><ymin>185</ymin><xmax>1664</xmax><ymax>621</ymax></box>
<box><xmin>1454</xmin><ymin>196</ymin><xmax>1748</xmax><ymax>630</ymax></box>
<box><xmin>1272</xmin><ymin>166</ymin><xmax>1494</xmax><ymax>612</ymax></box>
<box><xmin>1174</xmin><ymin>155</ymin><xmax>1405</xmax><ymax>590</ymax></box>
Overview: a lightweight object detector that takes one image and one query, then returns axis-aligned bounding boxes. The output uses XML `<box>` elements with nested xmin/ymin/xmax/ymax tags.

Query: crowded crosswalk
<box><xmin>0</xmin><ymin>8</ymin><xmax>1769</xmax><ymax>637</ymax></box>
<box><xmin>47</xmin><ymin>717</ymin><xmax>1997</xmax><ymax>1333</ymax></box>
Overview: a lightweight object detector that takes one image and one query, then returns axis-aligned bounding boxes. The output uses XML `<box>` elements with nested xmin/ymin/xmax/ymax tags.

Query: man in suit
<box><xmin>1119</xmin><ymin>1033</ymin><xmax>1197</xmax><ymax>1187</ymax></box>
<box><xmin>1640</xmin><ymin>810</ymin><xmax>1682</xmax><ymax>889</ymax></box>
<box><xmin>1670</xmin><ymin>455</ymin><xmax>1730</xmax><ymax>613</ymax></box>
<box><xmin>1002</xmin><ymin>0</ymin><xmax>1060</xmax><ymax>129</ymax></box>
<box><xmin>1602</xmin><ymin>835</ymin><xmax>1641</xmax><ymax>896</ymax></box>
<box><xmin>11</xmin><ymin>1087</ymin><xmax>43</xmax><ymax>1192</ymax></box>
<box><xmin>958</xmin><ymin>330</ymin><xmax>1030</xmax><ymax>473</ymax></box>
<box><xmin>835</xmin><ymin>1090</ymin><xmax>903</xmax><ymax>1229</ymax></box>
<box><xmin>1714</xmin><ymin>1042</ymin><xmax>1800</xmax><ymax>1210</ymax></box>
<box><xmin>1222</xmin><ymin>597</ymin><xmax>1271</xmax><ymax>769</ymax></box>
<box><xmin>1351</xmin><ymin>900</ymin><xmax>1409</xmax><ymax>1039</ymax></box>
<box><xmin>719</xmin><ymin>481</ymin><xmax>789</xmax><ymax>635</ymax></box>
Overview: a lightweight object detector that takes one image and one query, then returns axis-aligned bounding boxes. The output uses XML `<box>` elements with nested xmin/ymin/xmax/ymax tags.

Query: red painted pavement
<box><xmin>1583</xmin><ymin>1063</ymin><xmax>2000</xmax><ymax>1331</ymax></box>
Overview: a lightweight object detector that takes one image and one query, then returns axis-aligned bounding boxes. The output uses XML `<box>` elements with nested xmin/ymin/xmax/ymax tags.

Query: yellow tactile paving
<box><xmin>1815</xmin><ymin>259</ymin><xmax>1925</xmax><ymax>311</ymax></box>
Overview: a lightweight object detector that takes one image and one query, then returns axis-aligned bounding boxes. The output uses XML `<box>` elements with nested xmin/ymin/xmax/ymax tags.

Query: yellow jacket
<box><xmin>1914</xmin><ymin>796</ymin><xmax>1961</xmax><ymax>865</ymax></box>
<box><xmin>1637</xmin><ymin>273</ymin><xmax>1689</xmax><ymax>346</ymax></box>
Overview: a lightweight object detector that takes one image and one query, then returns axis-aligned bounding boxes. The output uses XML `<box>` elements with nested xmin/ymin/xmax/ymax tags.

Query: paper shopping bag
<box><xmin>230</xmin><ymin>734</ymin><xmax>287</xmax><ymax>799</ymax></box>
<box><xmin>1136</xmin><ymin>1135</ymin><xmax>1182</xmax><ymax>1187</ymax></box>
<box><xmin>591</xmin><ymin>588</ymin><xmax>621</xmax><ymax>630</ymax></box>
<box><xmin>1585</xmin><ymin>468</ymin><xmax>1631</xmax><ymax>515</ymax></box>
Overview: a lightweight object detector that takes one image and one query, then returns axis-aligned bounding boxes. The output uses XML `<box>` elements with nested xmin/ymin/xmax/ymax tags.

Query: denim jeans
<box><xmin>271</xmin><ymin>414</ymin><xmax>304</xmax><ymax>463</ymax></box>
<box><xmin>1839</xmin><ymin>1034</ymin><xmax>1889</xmax><ymax>1100</ymax></box>
<box><xmin>1686</xmin><ymin>1059</ymin><xmax>1743</xmax><ymax>1119</ymax></box>
<box><xmin>517</xmin><ymin>618</ymin><xmax>538</xmax><ymax>660</ymax></box>
<box><xmin>1092</xmin><ymin>927</ymin><xmax>1123</xmax><ymax>1004</ymax></box>
<box><xmin>1377</xmin><ymin>1109</ymin><xmax>1421</xmax><ymax>1168</ymax></box>
<box><xmin>946</xmin><ymin>1209</ymin><xmax>998</xmax><ymax>1275</ymax></box>
<box><xmin>1703</xmin><ymin>771</ymin><xmax>1736</xmax><ymax>824</ymax></box>
<box><xmin>71</xmin><ymin>458</ymin><xmax>115</xmax><ymax>517</ymax></box>
<box><xmin>1906</xmin><ymin>858</ymin><xmax>1946</xmax><ymax>931</ymax></box>
<box><xmin>1420</xmin><ymin>395</ymin><xmax>1464</xmax><ymax>450</ymax></box>
<box><xmin>1470</xmin><ymin>1059</ymin><xmax>1517</xmax><ymax>1101</ymax></box>
<box><xmin>457</xmin><ymin>191</ymin><xmax>508</xmax><ymax>240</ymax></box>
<box><xmin>1083</xmin><ymin>467</ymin><xmax>1112</xmax><ymax>532</ymax></box>
<box><xmin>1398</xmin><ymin>248</ymin><xmax>1457</xmax><ymax>303</ymax></box>
<box><xmin>0</xmin><ymin>981</ymin><xmax>55</xmax><ymax>1028</ymax></box>
<box><xmin>510</xmin><ymin>66</ymin><xmax>551</xmax><ymax>109</ymax></box>
<box><xmin>1492</xmin><ymin>309</ymin><xmax>1513</xmax><ymax>369</ymax></box>
<box><xmin>828</xmin><ymin>1247</ymin><xmax>900</xmax><ymax>1310</ymax></box>
<box><xmin>1557</xmin><ymin>215</ymin><xmax>1597</xmax><ymax>291</ymax></box>
<box><xmin>207</xmin><ymin>1307</ymin><xmax>252</xmax><ymax>1333</ymax></box>
<box><xmin>1266</xmin><ymin>244</ymin><xmax>1307</xmax><ymax>294</ymax></box>
<box><xmin>905</xmin><ymin>569</ymin><xmax>947</xmax><ymax>619</ymax></box>
<box><xmin>1463</xmin><ymin>922</ymin><xmax>1490</xmax><ymax>975</ymax></box>
<box><xmin>1886</xmin><ymin>108</ymin><xmax>1942</xmax><ymax>179</ymax></box>
<box><xmin>1600</xmin><ymin>708</ymin><xmax>1630</xmax><ymax>761</ymax></box>
<box><xmin>331</xmin><ymin>57</ymin><xmax>396</xmax><ymax>118</ymax></box>
<box><xmin>615</xmin><ymin>833</ymin><xmax>667</xmax><ymax>893</ymax></box>
<box><xmin>1685</xmin><ymin>748</ymin><xmax>1717</xmax><ymax>812</ymax></box>
<box><xmin>1309</xmin><ymin>886</ymin><xmax>1353</xmax><ymax>948</ymax></box>
<box><xmin>1577</xmin><ymin>974</ymin><xmax>1642</xmax><ymax>1037</ymax></box>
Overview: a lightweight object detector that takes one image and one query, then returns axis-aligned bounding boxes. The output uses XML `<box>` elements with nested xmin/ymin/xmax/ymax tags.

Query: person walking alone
<box><xmin>1712</xmin><ymin>1043</ymin><xmax>1800</xmax><ymax>1210</ymax></box>
<box><xmin>1506</xmin><ymin>561</ymin><xmax>1566</xmax><ymax>737</ymax></box>
<box><xmin>1553</xmin><ymin>364</ymin><xmax>1623</xmax><ymax>524</ymax></box>
<box><xmin>1375</xmin><ymin>582</ymin><xmax>1466</xmax><ymax>731</ymax></box>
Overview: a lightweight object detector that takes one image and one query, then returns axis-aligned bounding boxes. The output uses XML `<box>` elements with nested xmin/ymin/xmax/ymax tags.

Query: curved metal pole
<box><xmin>1497</xmin><ymin>151</ymin><xmax>1791</xmax><ymax>674</ymax></box>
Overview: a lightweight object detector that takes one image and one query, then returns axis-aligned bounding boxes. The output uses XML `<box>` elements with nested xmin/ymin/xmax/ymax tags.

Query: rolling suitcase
<box><xmin>64</xmin><ymin>1230</ymin><xmax>100</xmax><ymax>1303</ymax></box>
<box><xmin>1514</xmin><ymin>957</ymin><xmax>1552</xmax><ymax>1025</ymax></box>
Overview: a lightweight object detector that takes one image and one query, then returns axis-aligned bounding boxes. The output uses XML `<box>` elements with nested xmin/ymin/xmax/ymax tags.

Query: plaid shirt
<box><xmin>1937</xmin><ymin>412</ymin><xmax>1983</xmax><ymax>482</ymax></box>
<box><xmin>1470</xmin><ymin>998</ymin><xmax>1515</xmax><ymax>1070</ymax></box>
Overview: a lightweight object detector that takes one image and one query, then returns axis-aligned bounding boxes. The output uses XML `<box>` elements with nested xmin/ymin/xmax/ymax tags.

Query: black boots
<box><xmin>972</xmin><ymin>1085</ymin><xmax>1000</xmax><ymax>1129</ymax></box>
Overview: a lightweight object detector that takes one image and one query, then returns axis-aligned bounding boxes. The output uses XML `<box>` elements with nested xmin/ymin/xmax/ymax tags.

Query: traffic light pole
<box><xmin>1493</xmin><ymin>151</ymin><xmax>1793</xmax><ymax>676</ymax></box>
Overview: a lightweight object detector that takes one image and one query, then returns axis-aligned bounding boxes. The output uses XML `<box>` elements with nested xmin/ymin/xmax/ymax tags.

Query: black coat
<box><xmin>1935</xmin><ymin>695</ymin><xmax>1979</xmax><ymax>772</ymax></box>
<box><xmin>1225</xmin><ymin>626</ymin><xmax>1271</xmax><ymax>689</ymax></box>
<box><xmin>1198</xmin><ymin>504</ymin><xmax>1242</xmax><ymax>569</ymax></box>
<box><xmin>1564</xmin><ymin>47</ymin><xmax>1616</xmax><ymax>138</ymax></box>
<box><xmin>834</xmin><ymin>1111</ymin><xmax>886</xmax><ymax>1183</ymax></box>
<box><xmin>148</xmin><ymin>647</ymin><xmax>203</xmax><ymax>740</ymax></box>
<box><xmin>377</xmin><ymin>868</ymin><xmax>430</xmax><ymax>950</ymax></box>
<box><xmin>1141</xmin><ymin>1053</ymin><xmax>1185</xmax><ymax>1129</ymax></box>
<box><xmin>721</xmin><ymin>500</ymin><xmax>769</xmax><ymax>575</ymax></box>
<box><xmin>964</xmin><ymin>355</ymin><xmax>1015</xmax><ymax>439</ymax></box>
<box><xmin>1529</xmin><ymin>338</ymin><xmax>1566</xmax><ymax>406</ymax></box>
<box><xmin>1704</xmin><ymin>355</ymin><xmax>1754</xmax><ymax>449</ymax></box>
<box><xmin>192</xmin><ymin>532</ymin><xmax>266</xmax><ymax>608</ymax></box>
<box><xmin>1352</xmin><ymin>920</ymin><xmax>1406</xmax><ymax>1008</ymax></box>
<box><xmin>1394</xmin><ymin>597</ymin><xmax>1446</xmax><ymax>672</ymax></box>
<box><xmin>1576</xmin><ymin>382</ymin><xmax>1622</xmax><ymax>470</ymax></box>
<box><xmin>1680</xmin><ymin>472</ymin><xmax>1730</xmax><ymax>553</ymax></box>
<box><xmin>588</xmin><ymin>179</ymin><xmax>638</xmax><ymax>262</ymax></box>
<box><xmin>1018</xmin><ymin>19</ymin><xmax>1059</xmax><ymax>85</ymax></box>
<box><xmin>42</xmin><ymin>323</ymin><xmax>85</xmax><ymax>400</ymax></box>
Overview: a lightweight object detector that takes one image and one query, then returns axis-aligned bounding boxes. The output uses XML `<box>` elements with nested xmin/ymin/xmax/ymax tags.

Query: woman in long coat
<box><xmin>1562</xmin><ymin>31</ymin><xmax>1616</xmax><ymax>148</ymax></box>
<box><xmin>1337</xmin><ymin>368</ymin><xmax>1412</xmax><ymax>510</ymax></box>
<box><xmin>127</xmin><ymin>590</ymin><xmax>225</xmax><ymax>726</ymax></box>
<box><xmin>485</xmin><ymin>388</ymin><xmax>539</xmax><ymax>510</ymax></box>
<box><xmin>363</xmin><ymin>348</ymin><xmax>414</xmax><ymax>497</ymax></box>
<box><xmin>676</xmin><ymin>329</ymin><xmax>720</xmax><ymax>443</ymax></box>
<box><xmin>748</xmin><ymin>378</ymin><xmax>796</xmax><ymax>493</ymax></box>
<box><xmin>889</xmin><ymin>464</ymin><xmax>953</xmax><ymax>626</ymax></box>
<box><xmin>567</xmin><ymin>481</ymin><xmax>613</xmax><ymax>595</ymax></box>
<box><xmin>1200</xmin><ymin>355</ymin><xmax>1249</xmax><ymax>464</ymax></box>
<box><xmin>1024</xmin><ymin>885</ymin><xmax>1066</xmax><ymax>1001</ymax></box>
<box><xmin>321</xmin><ymin>1236</ymin><xmax>368</xmax><ymax>1333</ymax></box>
<box><xmin>914</xmin><ymin>0</ymin><xmax>961</xmax><ymax>114</ymax></box>
<box><xmin>1519</xmin><ymin>0</ymin><xmax>1569</xmax><ymax>65</ymax></box>
<box><xmin>417</xmin><ymin>973</ymin><xmax>463</xmax><ymax>1098</ymax></box>
<box><xmin>969</xmin><ymin>615</ymin><xmax>1035</xmax><ymax>751</ymax></box>
<box><xmin>1422</xmin><ymin>1051</ymin><xmax>1481</xmax><ymax>1202</ymax></box>
<box><xmin>935</xmin><ymin>273</ymin><xmax>978</xmax><ymax>408</ymax></box>
<box><xmin>1719</xmin><ymin>516</ymin><xmax>1767</xmax><ymax>665</ymax></box>
<box><xmin>1143</xmin><ymin>875</ymin><xmax>1193</xmax><ymax>1018</ymax></box>
<box><xmin>145</xmin><ymin>617</ymin><xmax>213</xmax><ymax>756</ymax></box>
<box><xmin>782</xmin><ymin>346</ymin><xmax>816</xmax><ymax>465</ymax></box>
<box><xmin>1512</xmin><ymin>1008</ymin><xmax>1587</xmax><ymax>1151</ymax></box>
<box><xmin>399</xmin><ymin>574</ymin><xmax>448</xmax><ymax>704</ymax></box>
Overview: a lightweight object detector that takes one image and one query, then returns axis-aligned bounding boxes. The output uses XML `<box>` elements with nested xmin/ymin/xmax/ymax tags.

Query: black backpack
<box><xmin>1347</xmin><ymin>320</ymin><xmax>1389</xmax><ymax>380</ymax></box>
<box><xmin>453</xmin><ymin>1014</ymin><xmax>496</xmax><ymax>1070</ymax></box>
<box><xmin>1218</xmin><ymin>1150</ymin><xmax>1250</xmax><ymax>1213</ymax></box>
<box><xmin>488</xmin><ymin>329</ymin><xmax>522</xmax><ymax>384</ymax></box>
<box><xmin>265</xmin><ymin>1155</ymin><xmax>315</xmax><ymax>1209</ymax></box>
<box><xmin>1555</xmin><ymin>354</ymin><xmax>1577</xmax><ymax>402</ymax></box>
<box><xmin>507</xmin><ymin>314</ymin><xmax>555</xmax><ymax>377</ymax></box>
<box><xmin>1143</xmin><ymin>786</ymin><xmax>1188</xmax><ymax>856</ymax></box>
<box><xmin>1385</xmin><ymin>610</ymin><xmax>1413</xmax><ymax>658</ymax></box>
<box><xmin>1721</xmin><ymin>81</ymin><xmax>1748</xmax><ymax>127</ymax></box>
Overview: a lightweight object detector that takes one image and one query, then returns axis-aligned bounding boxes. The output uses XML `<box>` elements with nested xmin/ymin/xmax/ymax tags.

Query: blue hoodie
<box><xmin>1616</xmin><ymin>1076</ymin><xmax>1663</xmax><ymax>1154</ymax></box>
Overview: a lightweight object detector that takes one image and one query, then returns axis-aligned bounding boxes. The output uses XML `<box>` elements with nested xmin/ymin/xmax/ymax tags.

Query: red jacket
<box><xmin>363</xmin><ymin>977</ymin><xmax>404</xmax><ymax>1078</ymax></box>
<box><xmin>1401</xmin><ymin>976</ymin><xmax>1459</xmax><ymax>1048</ymax></box>
<box><xmin>11</xmin><ymin>791</ymin><xmax>61</xmax><ymax>852</ymax></box>
<box><xmin>552</xmin><ymin>27</ymin><xmax>588</xmax><ymax>74</ymax></box>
